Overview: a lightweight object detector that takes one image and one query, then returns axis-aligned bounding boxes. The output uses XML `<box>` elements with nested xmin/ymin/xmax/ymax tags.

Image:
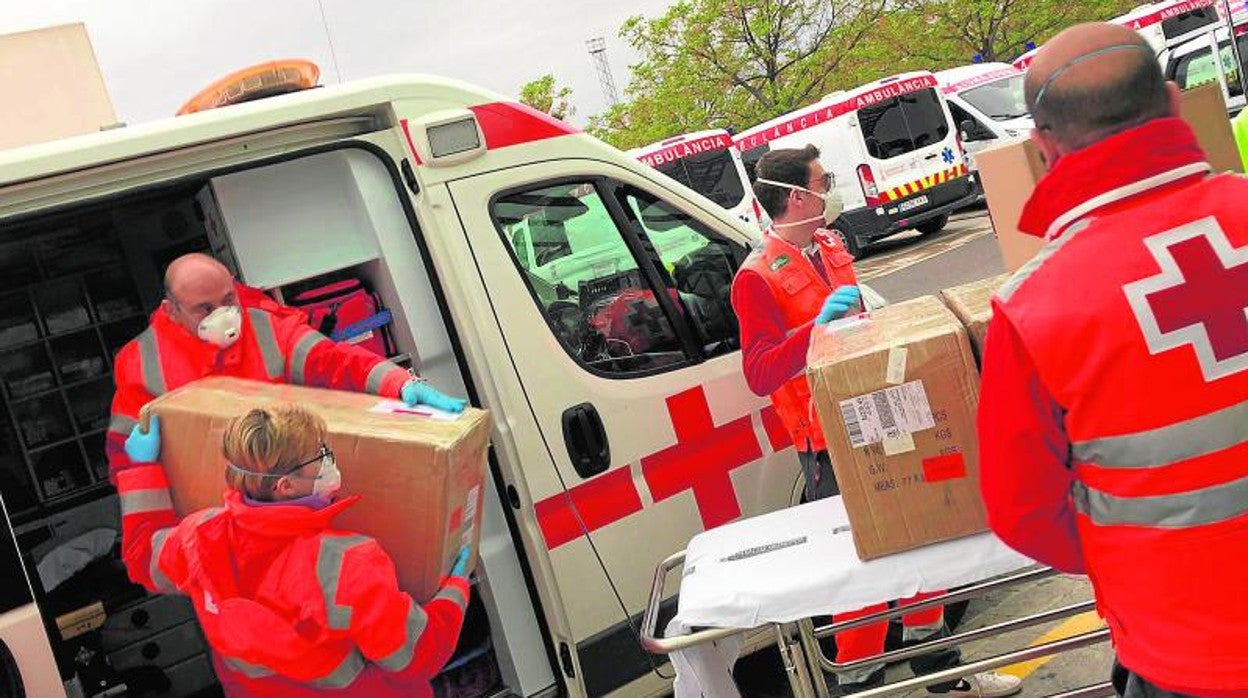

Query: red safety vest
<box><xmin>738</xmin><ymin>230</ymin><xmax>858</xmax><ymax>452</ymax></box>
<box><xmin>1000</xmin><ymin>170</ymin><xmax>1248</xmax><ymax>693</ymax></box>
<box><xmin>116</xmin><ymin>466</ymin><xmax>468</xmax><ymax>698</ymax></box>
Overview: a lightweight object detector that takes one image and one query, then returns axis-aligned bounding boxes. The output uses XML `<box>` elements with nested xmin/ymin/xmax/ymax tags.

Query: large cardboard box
<box><xmin>939</xmin><ymin>273</ymin><xmax>1010</xmax><ymax>366</ymax></box>
<box><xmin>807</xmin><ymin>296</ymin><xmax>987</xmax><ymax>560</ymax></box>
<box><xmin>976</xmin><ymin>81</ymin><xmax>1242</xmax><ymax>272</ymax></box>
<box><xmin>144</xmin><ymin>377</ymin><xmax>491</xmax><ymax>602</ymax></box>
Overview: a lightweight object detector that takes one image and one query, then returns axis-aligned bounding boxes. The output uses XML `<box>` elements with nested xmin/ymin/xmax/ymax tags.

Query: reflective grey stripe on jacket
<box><xmin>136</xmin><ymin>328</ymin><xmax>167</xmax><ymax>397</ymax></box>
<box><xmin>109</xmin><ymin>413</ymin><xmax>138</xmax><ymax>438</ymax></box>
<box><xmin>1072</xmin><ymin>401</ymin><xmax>1248</xmax><ymax>469</ymax></box>
<box><xmin>316</xmin><ymin>535</ymin><xmax>372</xmax><ymax>630</ymax></box>
<box><xmin>223</xmin><ymin>650</ymin><xmax>366</xmax><ymax>689</ymax></box>
<box><xmin>1073</xmin><ymin>475</ymin><xmax>1248</xmax><ymax>528</ymax></box>
<box><xmin>119</xmin><ymin>489</ymin><xmax>173</xmax><ymax>516</ymax></box>
<box><xmin>289</xmin><ymin>330</ymin><xmax>331</xmax><ymax>385</ymax></box>
<box><xmin>148</xmin><ymin>528</ymin><xmax>178</xmax><ymax>594</ymax></box>
<box><xmin>376</xmin><ymin>602</ymin><xmax>430</xmax><ymax>672</ymax></box>
<box><xmin>246</xmin><ymin>309</ymin><xmax>285</xmax><ymax>381</ymax></box>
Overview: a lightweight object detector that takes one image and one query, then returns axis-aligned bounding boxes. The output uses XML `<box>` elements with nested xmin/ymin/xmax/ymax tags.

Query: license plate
<box><xmin>897</xmin><ymin>195</ymin><xmax>930</xmax><ymax>213</ymax></box>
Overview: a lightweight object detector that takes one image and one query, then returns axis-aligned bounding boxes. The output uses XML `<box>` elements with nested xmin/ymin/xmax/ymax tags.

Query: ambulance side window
<box><xmin>617</xmin><ymin>187</ymin><xmax>742</xmax><ymax>358</ymax></box>
<box><xmin>492</xmin><ymin>181</ymin><xmax>688</xmax><ymax>376</ymax></box>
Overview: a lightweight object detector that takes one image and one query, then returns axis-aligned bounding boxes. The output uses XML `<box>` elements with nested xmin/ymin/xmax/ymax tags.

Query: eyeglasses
<box><xmin>808</xmin><ymin>172</ymin><xmax>834</xmax><ymax>192</ymax></box>
<box><xmin>230</xmin><ymin>443</ymin><xmax>335</xmax><ymax>480</ymax></box>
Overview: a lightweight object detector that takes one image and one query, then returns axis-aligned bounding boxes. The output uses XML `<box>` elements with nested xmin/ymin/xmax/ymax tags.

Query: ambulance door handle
<box><xmin>924</xmin><ymin>153</ymin><xmax>940</xmax><ymax>160</ymax></box>
<box><xmin>562</xmin><ymin>403</ymin><xmax>611</xmax><ymax>479</ymax></box>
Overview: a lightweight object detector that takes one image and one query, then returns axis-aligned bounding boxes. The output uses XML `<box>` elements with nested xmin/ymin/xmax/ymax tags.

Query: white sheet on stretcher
<box><xmin>665</xmin><ymin>496</ymin><xmax>1036</xmax><ymax>698</ymax></box>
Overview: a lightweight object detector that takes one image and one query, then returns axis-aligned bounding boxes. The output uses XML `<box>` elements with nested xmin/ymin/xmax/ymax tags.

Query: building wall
<box><xmin>0</xmin><ymin>23</ymin><xmax>117</xmax><ymax>151</ymax></box>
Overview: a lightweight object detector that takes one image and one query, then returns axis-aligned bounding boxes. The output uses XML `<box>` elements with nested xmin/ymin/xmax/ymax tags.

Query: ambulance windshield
<box><xmin>959</xmin><ymin>74</ymin><xmax>1029</xmax><ymax>121</ymax></box>
<box><xmin>858</xmin><ymin>88</ymin><xmax>951</xmax><ymax>160</ymax></box>
<box><xmin>654</xmin><ymin>149</ymin><xmax>746</xmax><ymax>209</ymax></box>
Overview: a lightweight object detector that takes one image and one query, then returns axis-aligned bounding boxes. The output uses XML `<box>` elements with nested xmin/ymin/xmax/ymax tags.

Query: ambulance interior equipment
<box><xmin>641</xmin><ymin>497</ymin><xmax>1113</xmax><ymax>698</ymax></box>
<box><xmin>0</xmin><ymin>149</ymin><xmax>513</xmax><ymax>696</ymax></box>
<box><xmin>735</xmin><ymin>72</ymin><xmax>977</xmax><ymax>257</ymax></box>
<box><xmin>629</xmin><ymin>130</ymin><xmax>766</xmax><ymax>231</ymax></box>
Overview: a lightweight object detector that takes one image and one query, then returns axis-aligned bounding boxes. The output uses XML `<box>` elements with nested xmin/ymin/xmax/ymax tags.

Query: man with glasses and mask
<box><xmin>979</xmin><ymin>23</ymin><xmax>1248</xmax><ymax>698</ymax></box>
<box><xmin>731</xmin><ymin>146</ymin><xmax>1021</xmax><ymax>696</ymax></box>
<box><xmin>109</xmin><ymin>253</ymin><xmax>467</xmax><ymax>481</ymax></box>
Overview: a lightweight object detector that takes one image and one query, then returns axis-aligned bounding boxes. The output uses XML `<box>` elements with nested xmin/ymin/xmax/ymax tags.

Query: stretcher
<box><xmin>640</xmin><ymin>497</ymin><xmax>1113</xmax><ymax>698</ymax></box>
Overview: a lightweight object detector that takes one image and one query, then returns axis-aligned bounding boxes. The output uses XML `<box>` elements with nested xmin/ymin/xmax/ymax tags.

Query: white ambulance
<box><xmin>629</xmin><ymin>129</ymin><xmax>768</xmax><ymax>231</ymax></box>
<box><xmin>1113</xmin><ymin>0</ymin><xmax>1222</xmax><ymax>54</ymax></box>
<box><xmin>1160</xmin><ymin>16</ymin><xmax>1248</xmax><ymax>115</ymax></box>
<box><xmin>936</xmin><ymin>63</ymin><xmax>1032</xmax><ymax>180</ymax></box>
<box><xmin>0</xmin><ymin>74</ymin><xmax>811</xmax><ymax>698</ymax></box>
<box><xmin>1012</xmin><ymin>46</ymin><xmax>1040</xmax><ymax>72</ymax></box>
<box><xmin>734</xmin><ymin>71</ymin><xmax>977</xmax><ymax>256</ymax></box>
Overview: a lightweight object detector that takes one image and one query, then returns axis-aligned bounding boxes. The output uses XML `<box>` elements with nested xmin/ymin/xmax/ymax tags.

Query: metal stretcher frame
<box><xmin>640</xmin><ymin>551</ymin><xmax>1115</xmax><ymax>698</ymax></box>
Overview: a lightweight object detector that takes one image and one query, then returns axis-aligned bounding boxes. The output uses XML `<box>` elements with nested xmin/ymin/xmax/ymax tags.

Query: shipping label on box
<box><xmin>808</xmin><ymin>296</ymin><xmax>988</xmax><ymax>560</ymax></box>
<box><xmin>144</xmin><ymin>377</ymin><xmax>491</xmax><ymax>602</ymax></box>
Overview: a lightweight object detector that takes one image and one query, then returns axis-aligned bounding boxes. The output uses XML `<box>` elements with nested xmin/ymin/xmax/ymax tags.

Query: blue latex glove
<box><xmin>124</xmin><ymin>416</ymin><xmax>161</xmax><ymax>464</ymax></box>
<box><xmin>450</xmin><ymin>545</ymin><xmax>472</xmax><ymax>578</ymax></box>
<box><xmin>815</xmin><ymin>286</ymin><xmax>862</xmax><ymax>325</ymax></box>
<box><xmin>401</xmin><ymin>381</ymin><xmax>468</xmax><ymax>413</ymax></box>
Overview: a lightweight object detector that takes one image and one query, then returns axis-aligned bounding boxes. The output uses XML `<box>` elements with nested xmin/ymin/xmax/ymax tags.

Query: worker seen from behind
<box><xmin>731</xmin><ymin>146</ymin><xmax>1021</xmax><ymax>696</ymax></box>
<box><xmin>978</xmin><ymin>22</ymin><xmax>1248</xmax><ymax>698</ymax></box>
<box><xmin>110</xmin><ymin>252</ymin><xmax>467</xmax><ymax>481</ymax></box>
<box><xmin>116</xmin><ymin>404</ymin><xmax>470</xmax><ymax>697</ymax></box>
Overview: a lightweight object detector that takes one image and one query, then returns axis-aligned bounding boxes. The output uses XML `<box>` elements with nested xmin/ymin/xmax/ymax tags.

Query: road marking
<box><xmin>858</xmin><ymin>223</ymin><xmax>994</xmax><ymax>281</ymax></box>
<box><xmin>997</xmin><ymin>611</ymin><xmax>1107</xmax><ymax>679</ymax></box>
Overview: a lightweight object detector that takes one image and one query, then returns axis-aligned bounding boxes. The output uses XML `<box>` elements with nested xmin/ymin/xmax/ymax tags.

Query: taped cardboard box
<box><xmin>143</xmin><ymin>376</ymin><xmax>490</xmax><ymax>602</ymax></box>
<box><xmin>976</xmin><ymin>81</ymin><xmax>1241</xmax><ymax>272</ymax></box>
<box><xmin>939</xmin><ymin>273</ymin><xmax>1010</xmax><ymax>366</ymax></box>
<box><xmin>807</xmin><ymin>296</ymin><xmax>987</xmax><ymax>560</ymax></box>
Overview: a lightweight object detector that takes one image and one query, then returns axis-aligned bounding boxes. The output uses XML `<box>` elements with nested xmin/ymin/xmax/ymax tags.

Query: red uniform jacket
<box><xmin>117</xmin><ymin>465</ymin><xmax>469</xmax><ymax>698</ymax></box>
<box><xmin>106</xmin><ymin>292</ymin><xmax>410</xmax><ymax>481</ymax></box>
<box><xmin>979</xmin><ymin>118</ymin><xmax>1248</xmax><ymax>696</ymax></box>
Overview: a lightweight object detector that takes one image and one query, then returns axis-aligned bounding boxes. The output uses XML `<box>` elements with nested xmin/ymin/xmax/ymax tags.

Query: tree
<box><xmin>590</xmin><ymin>0</ymin><xmax>889</xmax><ymax>149</ymax></box>
<box><xmin>883</xmin><ymin>0</ymin><xmax>1145</xmax><ymax>67</ymax></box>
<box><xmin>519</xmin><ymin>74</ymin><xmax>575</xmax><ymax>122</ymax></box>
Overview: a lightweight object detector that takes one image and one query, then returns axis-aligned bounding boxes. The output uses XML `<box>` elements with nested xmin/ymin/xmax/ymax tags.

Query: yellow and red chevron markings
<box><xmin>879</xmin><ymin>163</ymin><xmax>968</xmax><ymax>203</ymax></box>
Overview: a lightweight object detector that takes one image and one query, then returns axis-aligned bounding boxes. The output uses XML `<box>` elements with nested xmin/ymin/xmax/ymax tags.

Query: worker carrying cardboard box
<box><xmin>115</xmin><ymin>404</ymin><xmax>470</xmax><ymax>697</ymax></box>
<box><xmin>731</xmin><ymin>145</ymin><xmax>1020</xmax><ymax>697</ymax></box>
<box><xmin>978</xmin><ymin>23</ymin><xmax>1248</xmax><ymax>698</ymax></box>
<box><xmin>107</xmin><ymin>252</ymin><xmax>467</xmax><ymax>481</ymax></box>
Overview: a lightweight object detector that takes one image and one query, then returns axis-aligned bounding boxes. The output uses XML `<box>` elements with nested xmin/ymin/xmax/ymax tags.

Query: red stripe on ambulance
<box><xmin>535</xmin><ymin>467</ymin><xmax>644</xmax><ymax>550</ymax></box>
<box><xmin>470</xmin><ymin>102</ymin><xmax>577</xmax><ymax>150</ymax></box>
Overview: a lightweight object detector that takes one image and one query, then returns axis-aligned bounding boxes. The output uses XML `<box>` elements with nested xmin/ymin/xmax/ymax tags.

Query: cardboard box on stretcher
<box><xmin>807</xmin><ymin>296</ymin><xmax>987</xmax><ymax>560</ymax></box>
<box><xmin>143</xmin><ymin>376</ymin><xmax>490</xmax><ymax>602</ymax></box>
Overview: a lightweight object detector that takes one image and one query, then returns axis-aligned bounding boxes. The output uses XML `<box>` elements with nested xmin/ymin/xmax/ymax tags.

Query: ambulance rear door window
<box><xmin>492</xmin><ymin>181</ymin><xmax>690</xmax><ymax>376</ymax></box>
<box><xmin>654</xmin><ymin>149</ymin><xmax>746</xmax><ymax>209</ymax></box>
<box><xmin>859</xmin><ymin>88</ymin><xmax>950</xmax><ymax>159</ymax></box>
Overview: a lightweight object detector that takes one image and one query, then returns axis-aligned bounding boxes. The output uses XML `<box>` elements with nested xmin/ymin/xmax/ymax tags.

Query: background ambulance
<box><xmin>735</xmin><ymin>71</ymin><xmax>977</xmax><ymax>256</ymax></box>
<box><xmin>0</xmin><ymin>74</ymin><xmax>816</xmax><ymax>698</ymax></box>
<box><xmin>1160</xmin><ymin>14</ymin><xmax>1248</xmax><ymax>115</ymax></box>
<box><xmin>936</xmin><ymin>63</ymin><xmax>1032</xmax><ymax>197</ymax></box>
<box><xmin>629</xmin><ymin>129</ymin><xmax>767</xmax><ymax>231</ymax></box>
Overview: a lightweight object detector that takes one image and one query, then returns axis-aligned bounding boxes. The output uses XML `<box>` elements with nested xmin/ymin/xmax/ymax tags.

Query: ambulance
<box><xmin>1112</xmin><ymin>0</ymin><xmax>1223</xmax><ymax>54</ymax></box>
<box><xmin>0</xmin><ymin>73</ymin><xmax>825</xmax><ymax>698</ymax></box>
<box><xmin>1160</xmin><ymin>15</ymin><xmax>1248</xmax><ymax>115</ymax></box>
<box><xmin>1012</xmin><ymin>46</ymin><xmax>1040</xmax><ymax>71</ymax></box>
<box><xmin>629</xmin><ymin>129</ymin><xmax>768</xmax><ymax>231</ymax></box>
<box><xmin>935</xmin><ymin>63</ymin><xmax>1032</xmax><ymax>180</ymax></box>
<box><xmin>734</xmin><ymin>71</ymin><xmax>977</xmax><ymax>256</ymax></box>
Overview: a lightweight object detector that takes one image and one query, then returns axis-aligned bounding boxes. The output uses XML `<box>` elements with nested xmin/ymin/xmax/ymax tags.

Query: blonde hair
<box><xmin>223</xmin><ymin>405</ymin><xmax>327</xmax><ymax>500</ymax></box>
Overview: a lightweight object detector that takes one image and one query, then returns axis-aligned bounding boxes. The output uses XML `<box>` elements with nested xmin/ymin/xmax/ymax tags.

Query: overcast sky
<box><xmin>1</xmin><ymin>0</ymin><xmax>677</xmax><ymax>126</ymax></box>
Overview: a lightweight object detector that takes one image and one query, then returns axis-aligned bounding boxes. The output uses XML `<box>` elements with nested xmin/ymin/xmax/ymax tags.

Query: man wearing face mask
<box><xmin>731</xmin><ymin>147</ymin><xmax>1021</xmax><ymax>697</ymax></box>
<box><xmin>108</xmin><ymin>253</ymin><xmax>467</xmax><ymax>482</ymax></box>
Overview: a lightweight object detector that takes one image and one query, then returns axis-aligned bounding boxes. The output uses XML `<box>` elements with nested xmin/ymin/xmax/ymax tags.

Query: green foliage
<box><xmin>591</xmin><ymin>0</ymin><xmax>1144</xmax><ymax>149</ymax></box>
<box><xmin>519</xmin><ymin>74</ymin><xmax>575</xmax><ymax>122</ymax></box>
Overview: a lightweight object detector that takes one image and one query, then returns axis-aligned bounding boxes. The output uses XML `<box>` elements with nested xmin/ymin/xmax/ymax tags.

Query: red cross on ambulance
<box><xmin>1125</xmin><ymin>217</ymin><xmax>1248</xmax><ymax>382</ymax></box>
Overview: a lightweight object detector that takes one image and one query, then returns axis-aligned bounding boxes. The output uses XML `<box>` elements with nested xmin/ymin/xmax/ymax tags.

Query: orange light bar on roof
<box><xmin>177</xmin><ymin>59</ymin><xmax>320</xmax><ymax>116</ymax></box>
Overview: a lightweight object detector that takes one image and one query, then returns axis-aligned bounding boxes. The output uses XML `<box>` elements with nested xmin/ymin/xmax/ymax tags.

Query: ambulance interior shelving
<box><xmin>0</xmin><ymin>149</ymin><xmax>505</xmax><ymax>696</ymax></box>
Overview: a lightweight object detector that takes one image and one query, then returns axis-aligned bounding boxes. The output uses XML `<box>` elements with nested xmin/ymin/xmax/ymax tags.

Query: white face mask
<box><xmin>756</xmin><ymin>178</ymin><xmax>844</xmax><ymax>228</ymax></box>
<box><xmin>311</xmin><ymin>455</ymin><xmax>342</xmax><ymax>499</ymax></box>
<box><xmin>197</xmin><ymin>305</ymin><xmax>242</xmax><ymax>348</ymax></box>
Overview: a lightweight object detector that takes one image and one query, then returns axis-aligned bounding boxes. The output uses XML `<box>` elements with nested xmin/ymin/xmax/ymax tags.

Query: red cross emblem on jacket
<box><xmin>1125</xmin><ymin>217</ymin><xmax>1248</xmax><ymax>382</ymax></box>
